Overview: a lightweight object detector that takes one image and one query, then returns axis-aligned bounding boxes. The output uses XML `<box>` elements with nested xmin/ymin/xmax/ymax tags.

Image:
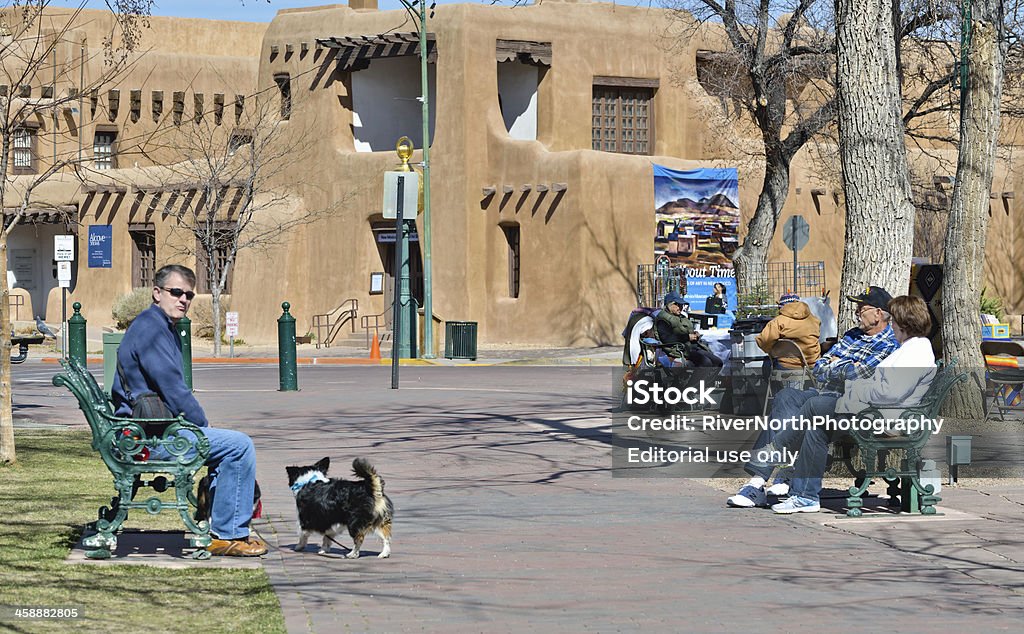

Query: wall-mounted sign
<box><xmin>376</xmin><ymin>232</ymin><xmax>419</xmax><ymax>243</ymax></box>
<box><xmin>88</xmin><ymin>225</ymin><xmax>113</xmax><ymax>268</ymax></box>
<box><xmin>11</xmin><ymin>249</ymin><xmax>36</xmax><ymax>291</ymax></box>
<box><xmin>370</xmin><ymin>272</ymin><xmax>385</xmax><ymax>295</ymax></box>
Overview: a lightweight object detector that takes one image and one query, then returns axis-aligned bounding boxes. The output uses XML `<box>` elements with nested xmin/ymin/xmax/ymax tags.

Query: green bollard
<box><xmin>178</xmin><ymin>315</ymin><xmax>193</xmax><ymax>390</ymax></box>
<box><xmin>68</xmin><ymin>302</ymin><xmax>87</xmax><ymax>367</ymax></box>
<box><xmin>278</xmin><ymin>302</ymin><xmax>298</xmax><ymax>391</ymax></box>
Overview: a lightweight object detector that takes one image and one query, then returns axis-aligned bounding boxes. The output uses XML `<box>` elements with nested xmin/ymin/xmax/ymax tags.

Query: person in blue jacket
<box><xmin>111</xmin><ymin>264</ymin><xmax>266</xmax><ymax>557</ymax></box>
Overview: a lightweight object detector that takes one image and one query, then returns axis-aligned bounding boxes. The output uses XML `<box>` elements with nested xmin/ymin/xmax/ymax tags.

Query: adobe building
<box><xmin>4</xmin><ymin>1</ymin><xmax>1022</xmax><ymax>348</ymax></box>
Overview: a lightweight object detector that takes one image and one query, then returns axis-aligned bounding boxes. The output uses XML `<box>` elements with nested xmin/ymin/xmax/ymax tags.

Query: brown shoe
<box><xmin>206</xmin><ymin>535</ymin><xmax>268</xmax><ymax>557</ymax></box>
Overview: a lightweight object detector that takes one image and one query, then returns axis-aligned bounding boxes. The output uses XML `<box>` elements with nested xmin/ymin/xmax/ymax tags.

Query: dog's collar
<box><xmin>290</xmin><ymin>471</ymin><xmax>328</xmax><ymax>492</ymax></box>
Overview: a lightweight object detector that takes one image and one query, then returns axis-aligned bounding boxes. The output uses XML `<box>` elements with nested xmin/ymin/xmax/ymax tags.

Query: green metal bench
<box><xmin>841</xmin><ymin>364</ymin><xmax>969</xmax><ymax>517</ymax></box>
<box><xmin>52</xmin><ymin>358</ymin><xmax>213</xmax><ymax>559</ymax></box>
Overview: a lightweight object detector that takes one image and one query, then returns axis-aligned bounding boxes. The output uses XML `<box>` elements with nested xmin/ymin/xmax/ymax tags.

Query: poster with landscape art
<box><xmin>653</xmin><ymin>165</ymin><xmax>741</xmax><ymax>328</ymax></box>
<box><xmin>653</xmin><ymin>165</ymin><xmax>740</xmax><ymax>269</ymax></box>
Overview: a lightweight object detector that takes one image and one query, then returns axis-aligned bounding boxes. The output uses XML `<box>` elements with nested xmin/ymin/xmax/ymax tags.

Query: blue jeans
<box><xmin>744</xmin><ymin>387</ymin><xmax>816</xmax><ymax>480</ymax></box>
<box><xmin>745</xmin><ymin>388</ymin><xmax>839</xmax><ymax>502</ymax></box>
<box><xmin>656</xmin><ymin>351</ymin><xmax>685</xmax><ymax>368</ymax></box>
<box><xmin>783</xmin><ymin>395</ymin><xmax>838</xmax><ymax>501</ymax></box>
<box><xmin>150</xmin><ymin>427</ymin><xmax>257</xmax><ymax>540</ymax></box>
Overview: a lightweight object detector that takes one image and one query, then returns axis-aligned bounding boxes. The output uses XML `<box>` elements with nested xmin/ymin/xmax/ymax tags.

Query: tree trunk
<box><xmin>1</xmin><ymin>241</ymin><xmax>15</xmax><ymax>464</ymax></box>
<box><xmin>212</xmin><ymin>287</ymin><xmax>222</xmax><ymax>358</ymax></box>
<box><xmin>942</xmin><ymin>1</ymin><xmax>1006</xmax><ymax>417</ymax></box>
<box><xmin>733</xmin><ymin>152</ymin><xmax>791</xmax><ymax>297</ymax></box>
<box><xmin>835</xmin><ymin>0</ymin><xmax>917</xmax><ymax>330</ymax></box>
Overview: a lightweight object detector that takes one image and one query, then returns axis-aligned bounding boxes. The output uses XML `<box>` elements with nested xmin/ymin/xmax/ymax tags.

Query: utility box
<box><xmin>947</xmin><ymin>435</ymin><xmax>973</xmax><ymax>465</ymax></box>
<box><xmin>444</xmin><ymin>321</ymin><xmax>477</xmax><ymax>360</ymax></box>
<box><xmin>102</xmin><ymin>332</ymin><xmax>124</xmax><ymax>396</ymax></box>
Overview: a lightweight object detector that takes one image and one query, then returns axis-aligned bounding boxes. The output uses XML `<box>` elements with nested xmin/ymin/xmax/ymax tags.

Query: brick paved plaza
<box><xmin>12</xmin><ymin>361</ymin><xmax>1024</xmax><ymax>632</ymax></box>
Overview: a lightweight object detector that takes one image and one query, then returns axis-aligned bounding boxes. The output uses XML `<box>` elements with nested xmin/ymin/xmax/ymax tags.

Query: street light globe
<box><xmin>395</xmin><ymin>136</ymin><xmax>414</xmax><ymax>165</ymax></box>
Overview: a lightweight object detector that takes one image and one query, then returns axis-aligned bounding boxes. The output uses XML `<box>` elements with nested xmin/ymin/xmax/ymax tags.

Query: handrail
<box><xmin>312</xmin><ymin>298</ymin><xmax>358</xmax><ymax>348</ymax></box>
<box><xmin>360</xmin><ymin>311</ymin><xmax>390</xmax><ymax>349</ymax></box>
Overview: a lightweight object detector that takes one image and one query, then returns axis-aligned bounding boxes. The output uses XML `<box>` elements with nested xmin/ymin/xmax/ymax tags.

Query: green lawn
<box><xmin>0</xmin><ymin>430</ymin><xmax>285</xmax><ymax>634</ymax></box>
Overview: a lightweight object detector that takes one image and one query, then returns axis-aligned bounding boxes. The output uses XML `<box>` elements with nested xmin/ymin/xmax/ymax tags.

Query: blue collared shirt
<box><xmin>812</xmin><ymin>325</ymin><xmax>899</xmax><ymax>394</ymax></box>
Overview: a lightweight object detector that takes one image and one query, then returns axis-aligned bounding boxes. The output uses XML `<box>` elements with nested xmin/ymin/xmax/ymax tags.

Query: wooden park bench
<box><xmin>838</xmin><ymin>364</ymin><xmax>969</xmax><ymax>517</ymax></box>
<box><xmin>52</xmin><ymin>359</ymin><xmax>213</xmax><ymax>559</ymax></box>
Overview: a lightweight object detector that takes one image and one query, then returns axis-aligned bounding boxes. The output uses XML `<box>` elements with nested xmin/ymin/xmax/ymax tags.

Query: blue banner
<box><xmin>88</xmin><ymin>225</ymin><xmax>112</xmax><ymax>268</ymax></box>
<box><xmin>683</xmin><ymin>275</ymin><xmax>736</xmax><ymax>330</ymax></box>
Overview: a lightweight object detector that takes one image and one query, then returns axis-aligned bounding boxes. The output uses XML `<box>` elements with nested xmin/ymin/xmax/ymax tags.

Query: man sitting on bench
<box><xmin>111</xmin><ymin>264</ymin><xmax>267</xmax><ymax>557</ymax></box>
<box><xmin>655</xmin><ymin>291</ymin><xmax>723</xmax><ymax>369</ymax></box>
<box><xmin>727</xmin><ymin>286</ymin><xmax>898</xmax><ymax>511</ymax></box>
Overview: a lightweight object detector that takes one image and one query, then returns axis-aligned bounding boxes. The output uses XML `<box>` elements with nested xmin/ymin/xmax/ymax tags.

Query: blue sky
<box><xmin>62</xmin><ymin>1</ymin><xmax>654</xmax><ymax>23</ymax></box>
<box><xmin>147</xmin><ymin>0</ymin><xmax>483</xmax><ymax>22</ymax></box>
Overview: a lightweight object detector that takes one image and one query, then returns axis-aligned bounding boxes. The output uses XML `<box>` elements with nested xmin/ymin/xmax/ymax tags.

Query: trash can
<box><xmin>102</xmin><ymin>332</ymin><xmax>125</xmax><ymax>396</ymax></box>
<box><xmin>444</xmin><ymin>321</ymin><xmax>477</xmax><ymax>360</ymax></box>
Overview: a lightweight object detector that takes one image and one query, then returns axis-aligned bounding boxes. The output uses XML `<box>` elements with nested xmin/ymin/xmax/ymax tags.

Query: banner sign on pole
<box><xmin>57</xmin><ymin>261</ymin><xmax>72</xmax><ymax>288</ymax></box>
<box><xmin>87</xmin><ymin>225</ymin><xmax>113</xmax><ymax>268</ymax></box>
<box><xmin>382</xmin><ymin>171</ymin><xmax>419</xmax><ymax>220</ymax></box>
<box><xmin>54</xmin><ymin>235</ymin><xmax>75</xmax><ymax>262</ymax></box>
<box><xmin>226</xmin><ymin>311</ymin><xmax>239</xmax><ymax>337</ymax></box>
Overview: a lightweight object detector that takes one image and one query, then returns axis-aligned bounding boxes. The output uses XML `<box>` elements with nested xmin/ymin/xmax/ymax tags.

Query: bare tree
<box><xmin>661</xmin><ymin>1</ymin><xmax>958</xmax><ymax>297</ymax></box>
<box><xmin>0</xmin><ymin>0</ymin><xmax>154</xmax><ymax>465</ymax></box>
<box><xmin>942</xmin><ymin>0</ymin><xmax>1008</xmax><ymax>416</ymax></box>
<box><xmin>662</xmin><ymin>1</ymin><xmax>836</xmax><ymax>288</ymax></box>
<box><xmin>135</xmin><ymin>86</ymin><xmax>347</xmax><ymax>356</ymax></box>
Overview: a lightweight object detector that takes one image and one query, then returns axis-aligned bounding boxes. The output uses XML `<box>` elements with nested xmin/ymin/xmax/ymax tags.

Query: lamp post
<box><xmin>399</xmin><ymin>0</ymin><xmax>434</xmax><ymax>358</ymax></box>
<box><xmin>393</xmin><ymin>137</ymin><xmax>418</xmax><ymax>362</ymax></box>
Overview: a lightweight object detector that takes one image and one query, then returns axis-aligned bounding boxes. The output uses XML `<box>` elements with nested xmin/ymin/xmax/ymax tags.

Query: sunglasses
<box><xmin>161</xmin><ymin>287</ymin><xmax>196</xmax><ymax>301</ymax></box>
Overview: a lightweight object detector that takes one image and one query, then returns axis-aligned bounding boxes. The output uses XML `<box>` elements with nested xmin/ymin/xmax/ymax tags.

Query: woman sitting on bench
<box><xmin>834</xmin><ymin>294</ymin><xmax>937</xmax><ymax>418</ymax></box>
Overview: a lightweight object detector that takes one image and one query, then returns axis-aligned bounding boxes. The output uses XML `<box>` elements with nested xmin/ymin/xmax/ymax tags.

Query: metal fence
<box><xmin>737</xmin><ymin>261</ymin><xmax>827</xmax><ymax>300</ymax></box>
<box><xmin>637</xmin><ymin>260</ymin><xmax>825</xmax><ymax>309</ymax></box>
<box><xmin>636</xmin><ymin>264</ymin><xmax>687</xmax><ymax>308</ymax></box>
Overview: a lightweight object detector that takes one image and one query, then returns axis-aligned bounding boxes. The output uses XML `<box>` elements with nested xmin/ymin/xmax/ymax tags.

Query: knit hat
<box><xmin>778</xmin><ymin>292</ymin><xmax>800</xmax><ymax>307</ymax></box>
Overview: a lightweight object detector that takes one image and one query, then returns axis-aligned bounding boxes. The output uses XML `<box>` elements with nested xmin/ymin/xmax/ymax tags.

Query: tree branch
<box><xmin>903</xmin><ymin>71</ymin><xmax>956</xmax><ymax>125</ymax></box>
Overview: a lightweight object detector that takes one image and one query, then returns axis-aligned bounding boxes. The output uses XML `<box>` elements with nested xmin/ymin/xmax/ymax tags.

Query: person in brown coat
<box><xmin>755</xmin><ymin>293</ymin><xmax>821</xmax><ymax>368</ymax></box>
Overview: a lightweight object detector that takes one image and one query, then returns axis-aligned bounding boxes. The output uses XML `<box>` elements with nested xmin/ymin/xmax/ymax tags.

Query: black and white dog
<box><xmin>285</xmin><ymin>457</ymin><xmax>393</xmax><ymax>558</ymax></box>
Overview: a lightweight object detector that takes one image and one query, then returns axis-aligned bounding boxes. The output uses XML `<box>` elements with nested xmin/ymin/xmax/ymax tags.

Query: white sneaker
<box><xmin>771</xmin><ymin>496</ymin><xmax>820</xmax><ymax>514</ymax></box>
<box><xmin>766</xmin><ymin>481</ymin><xmax>790</xmax><ymax>496</ymax></box>
<box><xmin>726</xmin><ymin>485</ymin><xmax>767</xmax><ymax>508</ymax></box>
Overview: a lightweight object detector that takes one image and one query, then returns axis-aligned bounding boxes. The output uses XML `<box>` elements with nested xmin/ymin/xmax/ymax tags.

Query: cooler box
<box><xmin>982</xmin><ymin>323</ymin><xmax>1011</xmax><ymax>339</ymax></box>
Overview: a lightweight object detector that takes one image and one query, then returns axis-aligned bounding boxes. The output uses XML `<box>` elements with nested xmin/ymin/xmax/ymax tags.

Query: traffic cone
<box><xmin>369</xmin><ymin>335</ymin><xmax>382</xmax><ymax>361</ymax></box>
